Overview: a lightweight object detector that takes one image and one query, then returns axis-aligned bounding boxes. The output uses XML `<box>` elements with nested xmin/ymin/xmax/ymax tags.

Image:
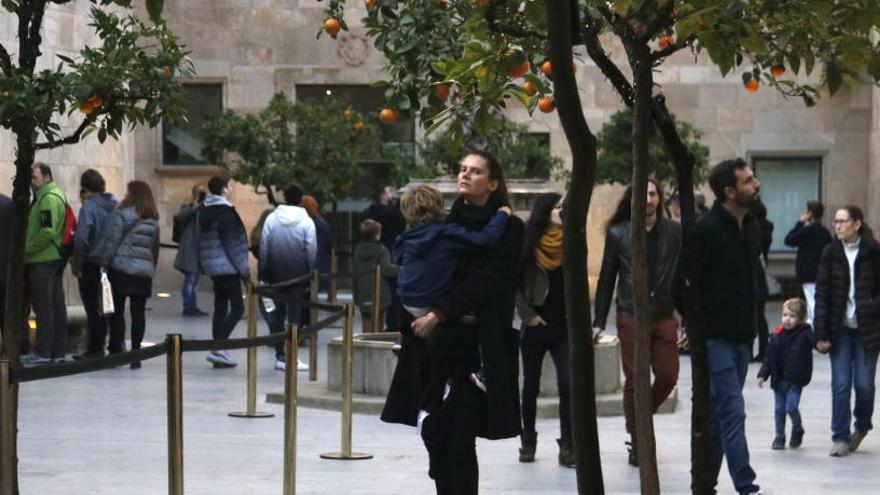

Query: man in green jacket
<box><xmin>20</xmin><ymin>163</ymin><xmax>69</xmax><ymax>365</ymax></box>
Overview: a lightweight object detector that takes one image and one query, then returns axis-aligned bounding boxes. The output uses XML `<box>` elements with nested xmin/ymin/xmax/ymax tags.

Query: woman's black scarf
<box><xmin>446</xmin><ymin>195</ymin><xmax>503</xmax><ymax>231</ymax></box>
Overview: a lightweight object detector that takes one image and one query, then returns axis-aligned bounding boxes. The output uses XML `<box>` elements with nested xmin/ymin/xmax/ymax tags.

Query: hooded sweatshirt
<box><xmin>393</xmin><ymin>211</ymin><xmax>508</xmax><ymax>309</ymax></box>
<box><xmin>258</xmin><ymin>204</ymin><xmax>316</xmax><ymax>284</ymax></box>
<box><xmin>198</xmin><ymin>194</ymin><xmax>250</xmax><ymax>278</ymax></box>
<box><xmin>75</xmin><ymin>192</ymin><xmax>118</xmax><ymax>267</ymax></box>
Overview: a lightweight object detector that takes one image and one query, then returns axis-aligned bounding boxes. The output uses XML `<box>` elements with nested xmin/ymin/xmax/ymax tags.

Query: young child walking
<box><xmin>353</xmin><ymin>219</ymin><xmax>399</xmax><ymax>333</ymax></box>
<box><xmin>757</xmin><ymin>298</ymin><xmax>814</xmax><ymax>449</ymax></box>
<box><xmin>393</xmin><ymin>185</ymin><xmax>511</xmax><ymax>391</ymax></box>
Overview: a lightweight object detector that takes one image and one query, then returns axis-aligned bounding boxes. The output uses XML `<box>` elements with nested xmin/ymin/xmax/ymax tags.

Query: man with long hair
<box><xmin>593</xmin><ymin>179</ymin><xmax>682</xmax><ymax>467</ymax></box>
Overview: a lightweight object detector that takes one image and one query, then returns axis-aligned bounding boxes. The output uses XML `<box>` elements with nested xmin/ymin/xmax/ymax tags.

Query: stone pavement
<box><xmin>14</xmin><ymin>296</ymin><xmax>880</xmax><ymax>494</ymax></box>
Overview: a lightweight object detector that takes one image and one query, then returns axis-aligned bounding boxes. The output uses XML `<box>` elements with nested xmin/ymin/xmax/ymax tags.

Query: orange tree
<box><xmin>1</xmin><ymin>1</ymin><xmax>188</xmax><ymax>491</ymax></box>
<box><xmin>321</xmin><ymin>0</ymin><xmax>880</xmax><ymax>493</ymax></box>
<box><xmin>202</xmin><ymin>92</ymin><xmax>406</xmax><ymax>206</ymax></box>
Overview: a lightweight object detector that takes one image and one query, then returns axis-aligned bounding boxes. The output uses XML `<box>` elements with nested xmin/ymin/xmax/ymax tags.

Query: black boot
<box><xmin>557</xmin><ymin>438</ymin><xmax>575</xmax><ymax>468</ymax></box>
<box><xmin>519</xmin><ymin>430</ymin><xmax>537</xmax><ymax>462</ymax></box>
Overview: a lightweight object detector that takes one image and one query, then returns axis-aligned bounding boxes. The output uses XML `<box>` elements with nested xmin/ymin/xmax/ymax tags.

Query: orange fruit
<box><xmin>78</xmin><ymin>102</ymin><xmax>94</xmax><ymax>115</ymax></box>
<box><xmin>744</xmin><ymin>79</ymin><xmax>760</xmax><ymax>93</ymax></box>
<box><xmin>354</xmin><ymin>121</ymin><xmax>367</xmax><ymax>130</ymax></box>
<box><xmin>507</xmin><ymin>60</ymin><xmax>529</xmax><ymax>78</ymax></box>
<box><xmin>771</xmin><ymin>65</ymin><xmax>785</xmax><ymax>78</ymax></box>
<box><xmin>541</xmin><ymin>61</ymin><xmax>552</xmax><ymax>77</ymax></box>
<box><xmin>436</xmin><ymin>0</ymin><xmax>448</xmax><ymax>8</ymax></box>
<box><xmin>87</xmin><ymin>95</ymin><xmax>103</xmax><ymax>108</ymax></box>
<box><xmin>521</xmin><ymin>80</ymin><xmax>537</xmax><ymax>96</ymax></box>
<box><xmin>324</xmin><ymin>18</ymin><xmax>341</xmax><ymax>36</ymax></box>
<box><xmin>378</xmin><ymin>108</ymin><xmax>398</xmax><ymax>124</ymax></box>
<box><xmin>162</xmin><ymin>66</ymin><xmax>172</xmax><ymax>78</ymax></box>
<box><xmin>537</xmin><ymin>96</ymin><xmax>555</xmax><ymax>113</ymax></box>
<box><xmin>434</xmin><ymin>84</ymin><xmax>451</xmax><ymax>101</ymax></box>
<box><xmin>658</xmin><ymin>35</ymin><xmax>674</xmax><ymax>49</ymax></box>
<box><xmin>365</xmin><ymin>0</ymin><xmax>377</xmax><ymax>6</ymax></box>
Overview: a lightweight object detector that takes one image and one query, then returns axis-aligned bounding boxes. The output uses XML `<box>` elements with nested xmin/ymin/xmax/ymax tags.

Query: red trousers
<box><xmin>616</xmin><ymin>314</ymin><xmax>680</xmax><ymax>435</ymax></box>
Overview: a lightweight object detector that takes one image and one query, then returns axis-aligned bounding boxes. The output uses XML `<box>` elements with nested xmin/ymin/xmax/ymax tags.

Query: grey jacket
<box><xmin>352</xmin><ymin>241</ymin><xmax>399</xmax><ymax>313</ymax></box>
<box><xmin>74</xmin><ymin>192</ymin><xmax>118</xmax><ymax>268</ymax></box>
<box><xmin>258</xmin><ymin>205</ymin><xmax>316</xmax><ymax>284</ymax></box>
<box><xmin>199</xmin><ymin>195</ymin><xmax>250</xmax><ymax>278</ymax></box>
<box><xmin>173</xmin><ymin>203</ymin><xmax>200</xmax><ymax>274</ymax></box>
<box><xmin>515</xmin><ymin>261</ymin><xmax>550</xmax><ymax>327</ymax></box>
<box><xmin>97</xmin><ymin>206</ymin><xmax>160</xmax><ymax>278</ymax></box>
<box><xmin>593</xmin><ymin>217</ymin><xmax>682</xmax><ymax>329</ymax></box>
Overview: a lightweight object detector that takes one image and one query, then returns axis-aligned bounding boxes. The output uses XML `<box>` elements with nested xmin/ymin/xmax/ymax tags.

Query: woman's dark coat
<box><xmin>381</xmin><ymin>197</ymin><xmax>524</xmax><ymax>441</ymax></box>
<box><xmin>813</xmin><ymin>229</ymin><xmax>880</xmax><ymax>351</ymax></box>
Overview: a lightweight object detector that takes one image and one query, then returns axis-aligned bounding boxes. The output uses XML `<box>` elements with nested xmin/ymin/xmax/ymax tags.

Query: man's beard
<box><xmin>735</xmin><ymin>190</ymin><xmax>759</xmax><ymax>206</ymax></box>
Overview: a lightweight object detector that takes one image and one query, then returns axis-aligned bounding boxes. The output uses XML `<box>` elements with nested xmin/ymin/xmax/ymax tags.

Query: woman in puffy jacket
<box><xmin>97</xmin><ymin>181</ymin><xmax>160</xmax><ymax>368</ymax></box>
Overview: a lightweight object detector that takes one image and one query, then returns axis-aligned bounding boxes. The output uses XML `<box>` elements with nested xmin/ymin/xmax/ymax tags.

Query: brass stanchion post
<box><xmin>230</xmin><ymin>285</ymin><xmax>273</xmax><ymax>418</ymax></box>
<box><xmin>371</xmin><ymin>264</ymin><xmax>382</xmax><ymax>333</ymax></box>
<box><xmin>329</xmin><ymin>249</ymin><xmax>338</xmax><ymax>304</ymax></box>
<box><xmin>308</xmin><ymin>270</ymin><xmax>319</xmax><ymax>382</ymax></box>
<box><xmin>283</xmin><ymin>324</ymin><xmax>299</xmax><ymax>495</ymax></box>
<box><xmin>320</xmin><ymin>304</ymin><xmax>372</xmax><ymax>460</ymax></box>
<box><xmin>166</xmin><ymin>334</ymin><xmax>184</xmax><ymax>495</ymax></box>
<box><xmin>0</xmin><ymin>360</ymin><xmax>13</xmax><ymax>495</ymax></box>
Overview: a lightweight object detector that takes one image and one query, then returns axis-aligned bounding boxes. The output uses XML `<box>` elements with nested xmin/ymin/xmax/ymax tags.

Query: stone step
<box><xmin>266</xmin><ymin>380</ymin><xmax>677</xmax><ymax>418</ymax></box>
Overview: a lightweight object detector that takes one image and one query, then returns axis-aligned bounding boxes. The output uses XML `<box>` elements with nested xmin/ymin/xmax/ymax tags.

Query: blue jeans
<box><xmin>707</xmin><ymin>338</ymin><xmax>758</xmax><ymax>494</ymax></box>
<box><xmin>830</xmin><ymin>326</ymin><xmax>880</xmax><ymax>443</ymax></box>
<box><xmin>774</xmin><ymin>381</ymin><xmax>803</xmax><ymax>436</ymax></box>
<box><xmin>182</xmin><ymin>272</ymin><xmax>199</xmax><ymax>311</ymax></box>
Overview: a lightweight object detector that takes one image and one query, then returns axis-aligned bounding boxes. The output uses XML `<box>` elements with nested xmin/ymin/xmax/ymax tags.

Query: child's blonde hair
<box><xmin>400</xmin><ymin>185</ymin><xmax>446</xmax><ymax>228</ymax></box>
<box><xmin>782</xmin><ymin>298</ymin><xmax>807</xmax><ymax>323</ymax></box>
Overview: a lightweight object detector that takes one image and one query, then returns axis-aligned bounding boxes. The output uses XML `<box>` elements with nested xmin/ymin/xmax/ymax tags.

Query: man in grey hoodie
<box><xmin>259</xmin><ymin>183</ymin><xmax>316</xmax><ymax>371</ymax></box>
<box><xmin>72</xmin><ymin>170</ymin><xmax>118</xmax><ymax>359</ymax></box>
<box><xmin>199</xmin><ymin>176</ymin><xmax>251</xmax><ymax>368</ymax></box>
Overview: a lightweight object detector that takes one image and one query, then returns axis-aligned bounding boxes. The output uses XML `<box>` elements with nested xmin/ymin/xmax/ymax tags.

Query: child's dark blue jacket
<box><xmin>757</xmin><ymin>323</ymin><xmax>814</xmax><ymax>389</ymax></box>
<box><xmin>393</xmin><ymin>211</ymin><xmax>508</xmax><ymax>309</ymax></box>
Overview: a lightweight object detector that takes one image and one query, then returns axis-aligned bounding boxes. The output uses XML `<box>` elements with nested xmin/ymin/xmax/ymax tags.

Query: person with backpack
<box><xmin>173</xmin><ymin>183</ymin><xmax>208</xmax><ymax>317</ymax></box>
<box><xmin>96</xmin><ymin>181</ymin><xmax>160</xmax><ymax>369</ymax></box>
<box><xmin>72</xmin><ymin>170</ymin><xmax>118</xmax><ymax>359</ymax></box>
<box><xmin>20</xmin><ymin>162</ymin><xmax>72</xmax><ymax>365</ymax></box>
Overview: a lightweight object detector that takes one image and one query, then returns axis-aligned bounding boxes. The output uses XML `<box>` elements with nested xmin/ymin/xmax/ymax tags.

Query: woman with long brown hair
<box><xmin>97</xmin><ymin>181</ymin><xmax>160</xmax><ymax>368</ymax></box>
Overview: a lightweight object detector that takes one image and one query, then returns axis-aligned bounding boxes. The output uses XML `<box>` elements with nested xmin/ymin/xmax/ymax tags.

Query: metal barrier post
<box><xmin>329</xmin><ymin>249</ymin><xmax>338</xmax><ymax>304</ymax></box>
<box><xmin>166</xmin><ymin>334</ymin><xmax>184</xmax><ymax>495</ymax></box>
<box><xmin>283</xmin><ymin>324</ymin><xmax>299</xmax><ymax>495</ymax></box>
<box><xmin>371</xmin><ymin>264</ymin><xmax>382</xmax><ymax>333</ymax></box>
<box><xmin>230</xmin><ymin>285</ymin><xmax>273</xmax><ymax>419</ymax></box>
<box><xmin>0</xmin><ymin>360</ymin><xmax>13</xmax><ymax>495</ymax></box>
<box><xmin>320</xmin><ymin>304</ymin><xmax>372</xmax><ymax>461</ymax></box>
<box><xmin>308</xmin><ymin>270</ymin><xmax>319</xmax><ymax>382</ymax></box>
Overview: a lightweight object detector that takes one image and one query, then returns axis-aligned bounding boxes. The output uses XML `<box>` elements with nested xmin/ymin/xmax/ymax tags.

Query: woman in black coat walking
<box><xmin>381</xmin><ymin>151</ymin><xmax>524</xmax><ymax>495</ymax></box>
<box><xmin>814</xmin><ymin>206</ymin><xmax>880</xmax><ymax>457</ymax></box>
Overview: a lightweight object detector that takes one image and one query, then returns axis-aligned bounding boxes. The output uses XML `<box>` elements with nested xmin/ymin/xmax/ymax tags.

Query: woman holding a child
<box><xmin>814</xmin><ymin>205</ymin><xmax>880</xmax><ymax>457</ymax></box>
<box><xmin>382</xmin><ymin>151</ymin><xmax>524</xmax><ymax>495</ymax></box>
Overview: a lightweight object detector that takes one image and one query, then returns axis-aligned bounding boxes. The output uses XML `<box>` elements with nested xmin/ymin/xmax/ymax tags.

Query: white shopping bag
<box><xmin>99</xmin><ymin>270</ymin><xmax>115</xmax><ymax>315</ymax></box>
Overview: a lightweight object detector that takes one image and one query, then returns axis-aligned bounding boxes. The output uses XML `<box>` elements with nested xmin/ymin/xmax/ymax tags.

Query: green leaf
<box><xmin>146</xmin><ymin>0</ymin><xmax>164</xmax><ymax>24</ymax></box>
<box><xmin>825</xmin><ymin>62</ymin><xmax>843</xmax><ymax>95</ymax></box>
<box><xmin>614</xmin><ymin>0</ymin><xmax>631</xmax><ymax>16</ymax></box>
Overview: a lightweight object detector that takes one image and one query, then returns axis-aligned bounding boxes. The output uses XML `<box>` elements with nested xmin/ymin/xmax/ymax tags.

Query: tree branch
<box><xmin>651</xmin><ymin>42</ymin><xmax>687</xmax><ymax>62</ymax></box>
<box><xmin>34</xmin><ymin>118</ymin><xmax>94</xmax><ymax>150</ymax></box>
<box><xmin>583</xmin><ymin>28</ymin><xmax>634</xmax><ymax>107</ymax></box>
<box><xmin>0</xmin><ymin>42</ymin><xmax>12</xmax><ymax>75</ymax></box>
<box><xmin>485</xmin><ymin>0</ymin><xmax>546</xmax><ymax>39</ymax></box>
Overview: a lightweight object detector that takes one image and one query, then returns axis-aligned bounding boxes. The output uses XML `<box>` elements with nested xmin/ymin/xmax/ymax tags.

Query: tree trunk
<box><xmin>650</xmin><ymin>97</ymin><xmax>713</xmax><ymax>494</ymax></box>
<box><xmin>547</xmin><ymin>0</ymin><xmax>603</xmax><ymax>492</ymax></box>
<box><xmin>626</xmin><ymin>46</ymin><xmax>660</xmax><ymax>494</ymax></box>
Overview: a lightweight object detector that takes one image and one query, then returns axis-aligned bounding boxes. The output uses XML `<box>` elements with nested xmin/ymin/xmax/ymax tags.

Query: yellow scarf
<box><xmin>535</xmin><ymin>226</ymin><xmax>563</xmax><ymax>270</ymax></box>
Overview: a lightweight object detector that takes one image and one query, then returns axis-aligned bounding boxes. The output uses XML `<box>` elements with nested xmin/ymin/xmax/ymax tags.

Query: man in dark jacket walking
<box><xmin>0</xmin><ymin>192</ymin><xmax>11</xmax><ymax>330</ymax></box>
<box><xmin>72</xmin><ymin>170</ymin><xmax>118</xmax><ymax>358</ymax></box>
<box><xmin>784</xmin><ymin>200</ymin><xmax>832</xmax><ymax>324</ymax></box>
<box><xmin>199</xmin><ymin>176</ymin><xmax>250</xmax><ymax>368</ymax></box>
<box><xmin>593</xmin><ymin>179</ymin><xmax>682</xmax><ymax>467</ymax></box>
<box><xmin>692</xmin><ymin>158</ymin><xmax>763</xmax><ymax>495</ymax></box>
<box><xmin>174</xmin><ymin>183</ymin><xmax>208</xmax><ymax>317</ymax></box>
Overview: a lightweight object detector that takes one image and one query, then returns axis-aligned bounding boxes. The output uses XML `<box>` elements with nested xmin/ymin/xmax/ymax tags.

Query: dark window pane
<box><xmin>752</xmin><ymin>157</ymin><xmax>822</xmax><ymax>252</ymax></box>
<box><xmin>162</xmin><ymin>84</ymin><xmax>223</xmax><ymax>165</ymax></box>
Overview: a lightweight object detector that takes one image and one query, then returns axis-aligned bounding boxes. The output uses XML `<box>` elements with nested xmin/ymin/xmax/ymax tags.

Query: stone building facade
<box><xmin>2</xmin><ymin>0</ymin><xmax>876</xmax><ymax>298</ymax></box>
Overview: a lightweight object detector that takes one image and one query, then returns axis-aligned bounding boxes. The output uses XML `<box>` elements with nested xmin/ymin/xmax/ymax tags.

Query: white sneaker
<box><xmin>19</xmin><ymin>353</ymin><xmax>50</xmax><ymax>366</ymax></box>
<box><xmin>274</xmin><ymin>358</ymin><xmax>286</xmax><ymax>371</ymax></box>
<box><xmin>296</xmin><ymin>359</ymin><xmax>309</xmax><ymax>371</ymax></box>
<box><xmin>206</xmin><ymin>350</ymin><xmax>237</xmax><ymax>368</ymax></box>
